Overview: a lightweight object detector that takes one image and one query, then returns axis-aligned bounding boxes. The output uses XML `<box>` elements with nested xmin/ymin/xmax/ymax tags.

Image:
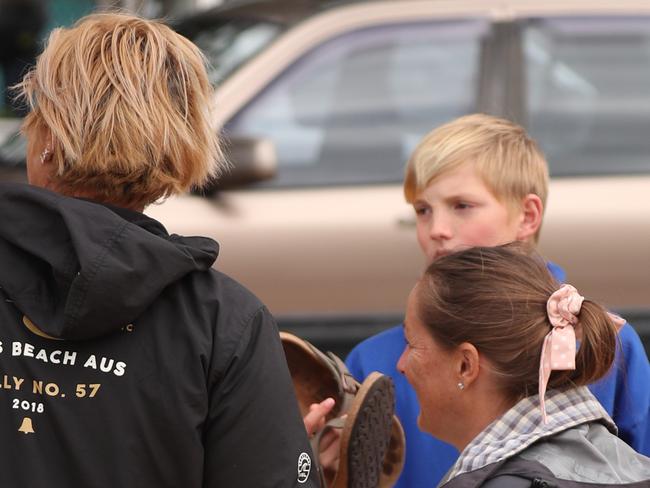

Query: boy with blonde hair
<box><xmin>346</xmin><ymin>113</ymin><xmax>650</xmax><ymax>487</ymax></box>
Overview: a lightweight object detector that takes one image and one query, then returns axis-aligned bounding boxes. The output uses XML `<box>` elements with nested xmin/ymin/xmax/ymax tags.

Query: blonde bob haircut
<box><xmin>404</xmin><ymin>114</ymin><xmax>549</xmax><ymax>240</ymax></box>
<box><xmin>17</xmin><ymin>12</ymin><xmax>226</xmax><ymax>208</ymax></box>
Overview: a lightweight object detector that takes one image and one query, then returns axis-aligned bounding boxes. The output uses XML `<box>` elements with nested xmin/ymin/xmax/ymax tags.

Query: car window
<box><xmin>225</xmin><ymin>19</ymin><xmax>488</xmax><ymax>187</ymax></box>
<box><xmin>524</xmin><ymin>17</ymin><xmax>650</xmax><ymax>176</ymax></box>
<box><xmin>179</xmin><ymin>19</ymin><xmax>285</xmax><ymax>86</ymax></box>
<box><xmin>0</xmin><ymin>130</ymin><xmax>25</xmax><ymax>168</ymax></box>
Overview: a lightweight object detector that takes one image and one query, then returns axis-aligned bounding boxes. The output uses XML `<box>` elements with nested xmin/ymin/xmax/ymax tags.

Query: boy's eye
<box><xmin>414</xmin><ymin>206</ymin><xmax>430</xmax><ymax>216</ymax></box>
<box><xmin>454</xmin><ymin>202</ymin><xmax>472</xmax><ymax>210</ymax></box>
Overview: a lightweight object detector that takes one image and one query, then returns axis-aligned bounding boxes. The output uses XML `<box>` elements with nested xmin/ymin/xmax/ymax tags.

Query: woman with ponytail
<box><xmin>397</xmin><ymin>243</ymin><xmax>650</xmax><ymax>487</ymax></box>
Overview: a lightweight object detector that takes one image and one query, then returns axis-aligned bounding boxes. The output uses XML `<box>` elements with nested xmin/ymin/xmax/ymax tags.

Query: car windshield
<box><xmin>179</xmin><ymin>18</ymin><xmax>285</xmax><ymax>85</ymax></box>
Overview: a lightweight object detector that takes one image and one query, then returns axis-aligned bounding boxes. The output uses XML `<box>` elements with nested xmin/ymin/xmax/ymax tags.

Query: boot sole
<box><xmin>337</xmin><ymin>372</ymin><xmax>395</xmax><ymax>488</ymax></box>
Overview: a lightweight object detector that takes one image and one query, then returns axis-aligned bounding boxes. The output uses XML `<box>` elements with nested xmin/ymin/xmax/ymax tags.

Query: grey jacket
<box><xmin>440</xmin><ymin>388</ymin><xmax>650</xmax><ymax>488</ymax></box>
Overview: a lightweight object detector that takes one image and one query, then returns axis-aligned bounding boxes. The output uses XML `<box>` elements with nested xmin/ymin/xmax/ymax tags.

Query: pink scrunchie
<box><xmin>538</xmin><ymin>284</ymin><xmax>583</xmax><ymax>423</ymax></box>
<box><xmin>538</xmin><ymin>284</ymin><xmax>626</xmax><ymax>423</ymax></box>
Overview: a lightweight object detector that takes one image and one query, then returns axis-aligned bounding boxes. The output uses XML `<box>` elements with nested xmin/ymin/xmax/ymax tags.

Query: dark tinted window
<box><xmin>180</xmin><ymin>19</ymin><xmax>285</xmax><ymax>85</ymax></box>
<box><xmin>524</xmin><ymin>17</ymin><xmax>650</xmax><ymax>176</ymax></box>
<box><xmin>226</xmin><ymin>19</ymin><xmax>487</xmax><ymax>187</ymax></box>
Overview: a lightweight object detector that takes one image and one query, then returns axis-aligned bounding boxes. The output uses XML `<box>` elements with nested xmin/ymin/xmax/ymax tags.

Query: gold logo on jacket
<box><xmin>18</xmin><ymin>417</ymin><xmax>35</xmax><ymax>434</ymax></box>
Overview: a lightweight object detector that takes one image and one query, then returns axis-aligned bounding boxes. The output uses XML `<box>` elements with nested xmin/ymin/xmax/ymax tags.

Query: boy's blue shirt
<box><xmin>345</xmin><ymin>262</ymin><xmax>650</xmax><ymax>488</ymax></box>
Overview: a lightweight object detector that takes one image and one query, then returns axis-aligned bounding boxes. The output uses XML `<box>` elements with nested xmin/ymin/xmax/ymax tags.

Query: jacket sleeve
<box><xmin>588</xmin><ymin>322</ymin><xmax>650</xmax><ymax>455</ymax></box>
<box><xmin>614</xmin><ymin>323</ymin><xmax>650</xmax><ymax>455</ymax></box>
<box><xmin>345</xmin><ymin>325</ymin><xmax>407</xmax><ymax>382</ymax></box>
<box><xmin>203</xmin><ymin>306</ymin><xmax>320</xmax><ymax>487</ymax></box>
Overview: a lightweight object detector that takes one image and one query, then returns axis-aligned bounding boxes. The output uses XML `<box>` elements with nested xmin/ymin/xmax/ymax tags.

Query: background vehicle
<box><xmin>3</xmin><ymin>0</ymin><xmax>650</xmax><ymax>356</ymax></box>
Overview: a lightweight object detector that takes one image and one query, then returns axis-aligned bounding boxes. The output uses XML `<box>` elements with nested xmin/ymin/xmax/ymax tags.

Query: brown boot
<box><xmin>281</xmin><ymin>331</ymin><xmax>405</xmax><ymax>487</ymax></box>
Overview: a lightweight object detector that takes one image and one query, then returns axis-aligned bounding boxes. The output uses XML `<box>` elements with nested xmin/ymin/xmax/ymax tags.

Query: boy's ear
<box><xmin>515</xmin><ymin>194</ymin><xmax>543</xmax><ymax>242</ymax></box>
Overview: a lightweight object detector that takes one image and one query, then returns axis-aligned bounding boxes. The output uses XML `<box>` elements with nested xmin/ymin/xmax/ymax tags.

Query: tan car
<box><xmin>3</xmin><ymin>0</ymin><xmax>650</xmax><ymax>355</ymax></box>
<box><xmin>144</xmin><ymin>0</ymin><xmax>650</xmax><ymax>355</ymax></box>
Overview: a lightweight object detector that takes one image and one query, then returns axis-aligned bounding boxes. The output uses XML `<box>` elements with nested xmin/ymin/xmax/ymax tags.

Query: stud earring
<box><xmin>40</xmin><ymin>148</ymin><xmax>52</xmax><ymax>164</ymax></box>
<box><xmin>457</xmin><ymin>382</ymin><xmax>465</xmax><ymax>390</ymax></box>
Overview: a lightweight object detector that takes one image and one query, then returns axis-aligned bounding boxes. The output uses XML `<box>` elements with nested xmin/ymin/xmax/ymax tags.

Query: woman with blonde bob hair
<box><xmin>0</xmin><ymin>12</ymin><xmax>318</xmax><ymax>487</ymax></box>
<box><xmin>398</xmin><ymin>243</ymin><xmax>650</xmax><ymax>487</ymax></box>
<box><xmin>18</xmin><ymin>11</ymin><xmax>224</xmax><ymax>209</ymax></box>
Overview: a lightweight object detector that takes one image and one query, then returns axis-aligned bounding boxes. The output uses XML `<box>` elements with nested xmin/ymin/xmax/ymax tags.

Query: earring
<box><xmin>40</xmin><ymin>148</ymin><xmax>51</xmax><ymax>164</ymax></box>
<box><xmin>457</xmin><ymin>382</ymin><xmax>465</xmax><ymax>390</ymax></box>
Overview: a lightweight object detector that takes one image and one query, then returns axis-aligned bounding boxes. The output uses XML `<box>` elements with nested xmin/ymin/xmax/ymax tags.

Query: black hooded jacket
<box><xmin>0</xmin><ymin>183</ymin><xmax>318</xmax><ymax>487</ymax></box>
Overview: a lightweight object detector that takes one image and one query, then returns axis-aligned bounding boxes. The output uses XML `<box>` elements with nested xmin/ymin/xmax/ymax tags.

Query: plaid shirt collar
<box><xmin>440</xmin><ymin>386</ymin><xmax>616</xmax><ymax>486</ymax></box>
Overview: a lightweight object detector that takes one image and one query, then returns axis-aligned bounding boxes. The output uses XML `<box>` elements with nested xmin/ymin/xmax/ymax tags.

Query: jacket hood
<box><xmin>0</xmin><ymin>183</ymin><xmax>218</xmax><ymax>340</ymax></box>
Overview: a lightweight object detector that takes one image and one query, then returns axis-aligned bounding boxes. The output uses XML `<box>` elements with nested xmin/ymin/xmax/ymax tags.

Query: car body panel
<box><xmin>147</xmin><ymin>185</ymin><xmax>423</xmax><ymax>315</ymax></box>
<box><xmin>540</xmin><ymin>175</ymin><xmax>650</xmax><ymax>310</ymax></box>
<box><xmin>148</xmin><ymin>175</ymin><xmax>650</xmax><ymax>317</ymax></box>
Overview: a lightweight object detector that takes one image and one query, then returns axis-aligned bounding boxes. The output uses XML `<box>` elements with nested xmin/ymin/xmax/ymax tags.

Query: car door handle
<box><xmin>397</xmin><ymin>216</ymin><xmax>416</xmax><ymax>228</ymax></box>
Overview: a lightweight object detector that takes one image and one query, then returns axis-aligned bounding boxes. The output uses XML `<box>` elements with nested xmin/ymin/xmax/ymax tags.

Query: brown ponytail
<box><xmin>569</xmin><ymin>301</ymin><xmax>618</xmax><ymax>387</ymax></box>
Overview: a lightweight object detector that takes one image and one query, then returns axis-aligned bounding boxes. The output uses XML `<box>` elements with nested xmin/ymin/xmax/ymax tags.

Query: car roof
<box><xmin>177</xmin><ymin>0</ymin><xmax>650</xmax><ymax>25</ymax></box>
<box><xmin>173</xmin><ymin>0</ymin><xmax>349</xmax><ymax>29</ymax></box>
